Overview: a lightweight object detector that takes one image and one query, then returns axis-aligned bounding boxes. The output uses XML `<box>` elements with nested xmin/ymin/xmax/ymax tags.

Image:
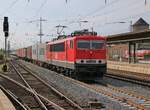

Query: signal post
<box><xmin>2</xmin><ymin>17</ymin><xmax>9</xmax><ymax>72</ymax></box>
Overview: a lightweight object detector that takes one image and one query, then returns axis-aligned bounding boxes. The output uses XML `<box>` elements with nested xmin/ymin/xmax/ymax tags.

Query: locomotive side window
<box><xmin>46</xmin><ymin>45</ymin><xmax>49</xmax><ymax>51</ymax></box>
<box><xmin>70</xmin><ymin>40</ymin><xmax>74</xmax><ymax>49</ymax></box>
<box><xmin>77</xmin><ymin>40</ymin><xmax>90</xmax><ymax>49</ymax></box>
<box><xmin>39</xmin><ymin>48</ymin><xmax>44</xmax><ymax>55</ymax></box>
<box><xmin>50</xmin><ymin>42</ymin><xmax>65</xmax><ymax>52</ymax></box>
<box><xmin>33</xmin><ymin>49</ymin><xmax>36</xmax><ymax>54</ymax></box>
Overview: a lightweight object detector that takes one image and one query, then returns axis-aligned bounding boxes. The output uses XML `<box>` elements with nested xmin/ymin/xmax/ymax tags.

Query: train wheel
<box><xmin>68</xmin><ymin>70</ymin><xmax>73</xmax><ymax>77</ymax></box>
<box><xmin>64</xmin><ymin>69</ymin><xmax>69</xmax><ymax>76</ymax></box>
<box><xmin>71</xmin><ymin>71</ymin><xmax>78</xmax><ymax>80</ymax></box>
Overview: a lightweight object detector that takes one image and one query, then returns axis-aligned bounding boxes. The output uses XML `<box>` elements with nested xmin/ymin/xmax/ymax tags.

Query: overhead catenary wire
<box><xmin>5</xmin><ymin>0</ymin><xmax>144</xmax><ymax>30</ymax></box>
<box><xmin>94</xmin><ymin>0</ymin><xmax>145</xmax><ymax>17</ymax></box>
<box><xmin>0</xmin><ymin>0</ymin><xmax>20</xmax><ymax>17</ymax></box>
<box><xmin>82</xmin><ymin>0</ymin><xmax>141</xmax><ymax>21</ymax></box>
<box><xmin>67</xmin><ymin>0</ymin><xmax>147</xmax><ymax>25</ymax></box>
<box><xmin>71</xmin><ymin>0</ymin><xmax>149</xmax><ymax>36</ymax></box>
<box><xmin>32</xmin><ymin>0</ymin><xmax>48</xmax><ymax>18</ymax></box>
<box><xmin>65</xmin><ymin>0</ymin><xmax>143</xmax><ymax>29</ymax></box>
<box><xmin>79</xmin><ymin>0</ymin><xmax>119</xmax><ymax>18</ymax></box>
<box><xmin>76</xmin><ymin>0</ymin><xmax>149</xmax><ymax>28</ymax></box>
<box><xmin>92</xmin><ymin>4</ymin><xmax>150</xmax><ymax>29</ymax></box>
<box><xmin>95</xmin><ymin>12</ymin><xmax>150</xmax><ymax>35</ymax></box>
<box><xmin>1</xmin><ymin>0</ymin><xmax>148</xmax><ymax>28</ymax></box>
<box><xmin>72</xmin><ymin>0</ymin><xmax>120</xmax><ymax>23</ymax></box>
<box><xmin>26</xmin><ymin>0</ymin><xmax>150</xmax><ymax>35</ymax></box>
<box><xmin>4</xmin><ymin>0</ymin><xmax>150</xmax><ymax>46</ymax></box>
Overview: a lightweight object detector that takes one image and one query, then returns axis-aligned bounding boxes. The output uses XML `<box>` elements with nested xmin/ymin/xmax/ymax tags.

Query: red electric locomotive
<box><xmin>46</xmin><ymin>30</ymin><xmax>107</xmax><ymax>79</ymax></box>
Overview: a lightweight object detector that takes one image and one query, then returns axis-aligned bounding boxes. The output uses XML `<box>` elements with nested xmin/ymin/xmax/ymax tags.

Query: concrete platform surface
<box><xmin>107</xmin><ymin>61</ymin><xmax>150</xmax><ymax>75</ymax></box>
<box><xmin>0</xmin><ymin>89</ymin><xmax>16</xmax><ymax>110</ymax></box>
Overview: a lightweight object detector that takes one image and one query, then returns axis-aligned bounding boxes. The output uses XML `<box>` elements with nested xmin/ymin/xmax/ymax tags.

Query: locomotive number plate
<box><xmin>86</xmin><ymin>60</ymin><xmax>96</xmax><ymax>63</ymax></box>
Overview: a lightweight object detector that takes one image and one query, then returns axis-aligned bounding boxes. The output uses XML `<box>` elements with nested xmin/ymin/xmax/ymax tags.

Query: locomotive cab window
<box><xmin>91</xmin><ymin>40</ymin><xmax>105</xmax><ymax>50</ymax></box>
<box><xmin>77</xmin><ymin>40</ymin><xmax>105</xmax><ymax>50</ymax></box>
<box><xmin>77</xmin><ymin>40</ymin><xmax>90</xmax><ymax>49</ymax></box>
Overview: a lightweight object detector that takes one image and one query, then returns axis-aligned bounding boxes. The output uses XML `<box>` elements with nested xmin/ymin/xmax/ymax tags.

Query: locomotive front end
<box><xmin>75</xmin><ymin>36</ymin><xmax>107</xmax><ymax>79</ymax></box>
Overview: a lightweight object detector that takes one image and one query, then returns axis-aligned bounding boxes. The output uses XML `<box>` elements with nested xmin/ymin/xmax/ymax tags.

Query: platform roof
<box><xmin>107</xmin><ymin>30</ymin><xmax>150</xmax><ymax>44</ymax></box>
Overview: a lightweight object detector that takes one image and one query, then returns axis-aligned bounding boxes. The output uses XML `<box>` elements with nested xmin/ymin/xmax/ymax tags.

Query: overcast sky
<box><xmin>0</xmin><ymin>0</ymin><xmax>150</xmax><ymax>49</ymax></box>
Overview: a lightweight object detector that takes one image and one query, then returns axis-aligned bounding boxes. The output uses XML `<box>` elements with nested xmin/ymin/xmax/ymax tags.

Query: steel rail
<box><xmin>0</xmin><ymin>85</ymin><xmax>28</xmax><ymax>110</ymax></box>
<box><xmin>105</xmin><ymin>73</ymin><xmax>150</xmax><ymax>87</ymax></box>
<box><xmin>17</xmin><ymin>61</ymin><xmax>84</xmax><ymax>110</ymax></box>
<box><xmin>99</xmin><ymin>84</ymin><xmax>150</xmax><ymax>110</ymax></box>
<box><xmin>10</xmin><ymin>61</ymin><xmax>48</xmax><ymax>110</ymax></box>
<box><xmin>107</xmin><ymin>85</ymin><xmax>150</xmax><ymax>102</ymax></box>
<box><xmin>17</xmin><ymin>59</ymin><xmax>150</xmax><ymax>110</ymax></box>
<box><xmin>13</xmin><ymin>59</ymin><xmax>150</xmax><ymax>110</ymax></box>
<box><xmin>92</xmin><ymin>86</ymin><xmax>149</xmax><ymax>110</ymax></box>
<box><xmin>8</xmin><ymin>91</ymin><xmax>33</xmax><ymax>110</ymax></box>
<box><xmin>56</xmin><ymin>72</ymin><xmax>150</xmax><ymax>110</ymax></box>
<box><xmin>0</xmin><ymin>73</ymin><xmax>66</xmax><ymax>110</ymax></box>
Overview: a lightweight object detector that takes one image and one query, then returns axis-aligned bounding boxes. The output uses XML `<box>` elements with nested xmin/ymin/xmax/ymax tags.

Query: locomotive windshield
<box><xmin>77</xmin><ymin>40</ymin><xmax>90</xmax><ymax>49</ymax></box>
<box><xmin>91</xmin><ymin>40</ymin><xmax>105</xmax><ymax>49</ymax></box>
<box><xmin>77</xmin><ymin>40</ymin><xmax>105</xmax><ymax>50</ymax></box>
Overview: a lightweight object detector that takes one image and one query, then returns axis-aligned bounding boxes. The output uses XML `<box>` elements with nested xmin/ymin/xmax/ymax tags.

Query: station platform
<box><xmin>107</xmin><ymin>61</ymin><xmax>150</xmax><ymax>75</ymax></box>
<box><xmin>0</xmin><ymin>89</ymin><xmax>16</xmax><ymax>110</ymax></box>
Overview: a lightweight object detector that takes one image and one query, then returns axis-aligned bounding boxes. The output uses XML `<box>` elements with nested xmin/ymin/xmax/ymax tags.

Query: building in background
<box><xmin>107</xmin><ymin>18</ymin><xmax>150</xmax><ymax>63</ymax></box>
<box><xmin>132</xmin><ymin>18</ymin><xmax>149</xmax><ymax>32</ymax></box>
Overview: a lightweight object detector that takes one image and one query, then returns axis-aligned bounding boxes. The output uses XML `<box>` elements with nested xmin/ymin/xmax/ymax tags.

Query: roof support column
<box><xmin>128</xmin><ymin>42</ymin><xmax>132</xmax><ymax>63</ymax></box>
<box><xmin>133</xmin><ymin>43</ymin><xmax>136</xmax><ymax>63</ymax></box>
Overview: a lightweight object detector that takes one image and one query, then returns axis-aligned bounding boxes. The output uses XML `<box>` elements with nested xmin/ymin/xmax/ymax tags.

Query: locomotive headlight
<box><xmin>98</xmin><ymin>60</ymin><xmax>102</xmax><ymax>63</ymax></box>
<box><xmin>81</xmin><ymin>60</ymin><xmax>84</xmax><ymax>63</ymax></box>
<box><xmin>76</xmin><ymin>59</ymin><xmax>84</xmax><ymax>64</ymax></box>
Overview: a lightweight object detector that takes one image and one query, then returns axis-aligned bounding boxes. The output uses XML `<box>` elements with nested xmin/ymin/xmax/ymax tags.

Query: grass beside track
<box><xmin>0</xmin><ymin>60</ymin><xmax>8</xmax><ymax>72</ymax></box>
<box><xmin>0</xmin><ymin>60</ymin><xmax>4</xmax><ymax>72</ymax></box>
<box><xmin>0</xmin><ymin>65</ymin><xmax>2</xmax><ymax>72</ymax></box>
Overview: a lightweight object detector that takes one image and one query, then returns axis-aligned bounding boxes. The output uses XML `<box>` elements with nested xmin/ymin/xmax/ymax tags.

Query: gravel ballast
<box><xmin>20</xmin><ymin>60</ymin><xmax>136</xmax><ymax>110</ymax></box>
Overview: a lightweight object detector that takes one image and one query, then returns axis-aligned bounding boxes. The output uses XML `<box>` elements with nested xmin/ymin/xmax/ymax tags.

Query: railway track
<box><xmin>2</xmin><ymin>59</ymin><xmax>150</xmax><ymax>110</ymax></box>
<box><xmin>94</xmin><ymin>85</ymin><xmax>150</xmax><ymax>110</ymax></box>
<box><xmin>0</xmin><ymin>60</ymin><xmax>83</xmax><ymax>110</ymax></box>
<box><xmin>105</xmin><ymin>71</ymin><xmax>150</xmax><ymax>87</ymax></box>
<box><xmin>75</xmin><ymin>81</ymin><xmax>150</xmax><ymax>110</ymax></box>
<box><xmin>19</xmin><ymin>59</ymin><xmax>150</xmax><ymax>110</ymax></box>
<box><xmin>0</xmin><ymin>85</ymin><xmax>28</xmax><ymax>110</ymax></box>
<box><xmin>49</xmin><ymin>70</ymin><xmax>150</xmax><ymax>110</ymax></box>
